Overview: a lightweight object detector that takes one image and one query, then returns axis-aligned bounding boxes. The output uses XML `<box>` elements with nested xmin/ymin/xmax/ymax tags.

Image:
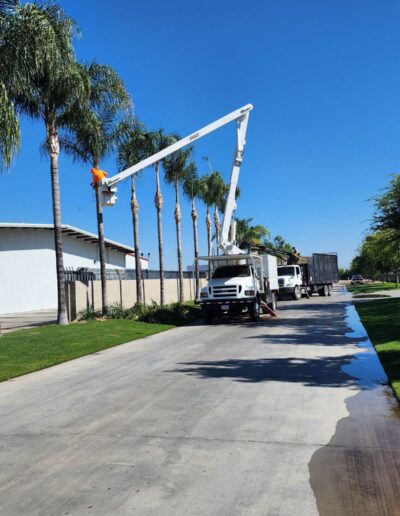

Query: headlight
<box><xmin>244</xmin><ymin>290</ymin><xmax>255</xmax><ymax>296</ymax></box>
<box><xmin>200</xmin><ymin>291</ymin><xmax>208</xmax><ymax>298</ymax></box>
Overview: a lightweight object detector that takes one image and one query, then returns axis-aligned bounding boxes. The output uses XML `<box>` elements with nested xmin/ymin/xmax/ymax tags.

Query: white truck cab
<box><xmin>277</xmin><ymin>265</ymin><xmax>303</xmax><ymax>300</ymax></box>
<box><xmin>199</xmin><ymin>254</ymin><xmax>279</xmax><ymax>323</ymax></box>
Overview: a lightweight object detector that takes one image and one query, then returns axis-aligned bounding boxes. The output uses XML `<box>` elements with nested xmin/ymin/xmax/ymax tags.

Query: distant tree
<box><xmin>351</xmin><ymin>230</ymin><xmax>400</xmax><ymax>280</ymax></box>
<box><xmin>372</xmin><ymin>175</ymin><xmax>400</xmax><ymax>238</ymax></box>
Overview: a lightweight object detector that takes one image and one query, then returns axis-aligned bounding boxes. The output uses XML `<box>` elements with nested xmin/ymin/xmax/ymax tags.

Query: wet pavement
<box><xmin>0</xmin><ymin>286</ymin><xmax>399</xmax><ymax>514</ymax></box>
<box><xmin>309</xmin><ymin>303</ymin><xmax>400</xmax><ymax>516</ymax></box>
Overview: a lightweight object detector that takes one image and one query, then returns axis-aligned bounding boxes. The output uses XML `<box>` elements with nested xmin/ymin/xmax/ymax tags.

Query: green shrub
<box><xmin>75</xmin><ymin>302</ymin><xmax>201</xmax><ymax>325</ymax></box>
<box><xmin>77</xmin><ymin>307</ymin><xmax>102</xmax><ymax>320</ymax></box>
<box><xmin>107</xmin><ymin>303</ymin><xmax>130</xmax><ymax>319</ymax></box>
<box><xmin>138</xmin><ymin>302</ymin><xmax>201</xmax><ymax>325</ymax></box>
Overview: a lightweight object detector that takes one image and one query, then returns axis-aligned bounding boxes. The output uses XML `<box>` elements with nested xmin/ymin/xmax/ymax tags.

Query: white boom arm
<box><xmin>100</xmin><ymin>103</ymin><xmax>253</xmax><ymax>255</ymax></box>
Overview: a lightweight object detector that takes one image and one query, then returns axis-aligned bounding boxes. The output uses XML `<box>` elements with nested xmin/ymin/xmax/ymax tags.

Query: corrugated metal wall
<box><xmin>0</xmin><ymin>229</ymin><xmax>57</xmax><ymax>313</ymax></box>
<box><xmin>0</xmin><ymin>228</ymin><xmax>134</xmax><ymax>314</ymax></box>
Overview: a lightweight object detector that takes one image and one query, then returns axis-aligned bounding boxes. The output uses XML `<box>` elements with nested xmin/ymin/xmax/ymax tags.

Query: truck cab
<box><xmin>277</xmin><ymin>265</ymin><xmax>303</xmax><ymax>300</ymax></box>
<box><xmin>199</xmin><ymin>254</ymin><xmax>279</xmax><ymax>324</ymax></box>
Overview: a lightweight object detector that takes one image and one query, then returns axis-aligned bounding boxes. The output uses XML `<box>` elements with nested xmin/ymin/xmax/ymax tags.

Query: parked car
<box><xmin>351</xmin><ymin>275</ymin><xmax>364</xmax><ymax>285</ymax></box>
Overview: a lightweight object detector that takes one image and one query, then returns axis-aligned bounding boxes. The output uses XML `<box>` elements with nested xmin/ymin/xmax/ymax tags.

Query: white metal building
<box><xmin>0</xmin><ymin>223</ymin><xmax>148</xmax><ymax>314</ymax></box>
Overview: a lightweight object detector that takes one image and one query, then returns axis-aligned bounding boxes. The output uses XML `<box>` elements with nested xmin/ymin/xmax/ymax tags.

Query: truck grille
<box><xmin>212</xmin><ymin>285</ymin><xmax>237</xmax><ymax>298</ymax></box>
<box><xmin>278</xmin><ymin>278</ymin><xmax>284</xmax><ymax>287</ymax></box>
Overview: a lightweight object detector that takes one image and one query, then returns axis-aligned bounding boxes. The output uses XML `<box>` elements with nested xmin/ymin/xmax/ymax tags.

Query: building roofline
<box><xmin>0</xmin><ymin>223</ymin><xmax>148</xmax><ymax>259</ymax></box>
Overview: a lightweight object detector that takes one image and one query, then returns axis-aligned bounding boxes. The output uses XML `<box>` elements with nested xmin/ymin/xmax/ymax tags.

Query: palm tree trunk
<box><xmin>206</xmin><ymin>206</ymin><xmax>212</xmax><ymax>277</ymax></box>
<box><xmin>214</xmin><ymin>205</ymin><xmax>220</xmax><ymax>256</ymax></box>
<box><xmin>46</xmin><ymin>117</ymin><xmax>68</xmax><ymax>325</ymax></box>
<box><xmin>131</xmin><ymin>176</ymin><xmax>143</xmax><ymax>304</ymax></box>
<box><xmin>191</xmin><ymin>197</ymin><xmax>200</xmax><ymax>299</ymax></box>
<box><xmin>174</xmin><ymin>180</ymin><xmax>184</xmax><ymax>303</ymax></box>
<box><xmin>94</xmin><ymin>181</ymin><xmax>108</xmax><ymax>315</ymax></box>
<box><xmin>154</xmin><ymin>162</ymin><xmax>165</xmax><ymax>305</ymax></box>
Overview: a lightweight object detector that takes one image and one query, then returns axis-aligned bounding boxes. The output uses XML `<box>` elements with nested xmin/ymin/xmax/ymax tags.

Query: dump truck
<box><xmin>277</xmin><ymin>253</ymin><xmax>339</xmax><ymax>299</ymax></box>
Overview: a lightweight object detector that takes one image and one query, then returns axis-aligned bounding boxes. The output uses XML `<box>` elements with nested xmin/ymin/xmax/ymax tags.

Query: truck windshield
<box><xmin>212</xmin><ymin>265</ymin><xmax>251</xmax><ymax>279</ymax></box>
<box><xmin>278</xmin><ymin>266</ymin><xmax>296</xmax><ymax>276</ymax></box>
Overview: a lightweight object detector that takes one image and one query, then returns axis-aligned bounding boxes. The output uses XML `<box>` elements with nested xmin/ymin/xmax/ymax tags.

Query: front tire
<box><xmin>202</xmin><ymin>310</ymin><xmax>214</xmax><ymax>325</ymax></box>
<box><xmin>293</xmin><ymin>286</ymin><xmax>301</xmax><ymax>300</ymax></box>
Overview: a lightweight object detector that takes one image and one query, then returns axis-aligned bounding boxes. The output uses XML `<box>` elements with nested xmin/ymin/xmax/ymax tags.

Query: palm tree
<box><xmin>145</xmin><ymin>130</ymin><xmax>173</xmax><ymax>305</ymax></box>
<box><xmin>0</xmin><ymin>83</ymin><xmax>19</xmax><ymax>171</ymax></box>
<box><xmin>182</xmin><ymin>164</ymin><xmax>202</xmax><ymax>299</ymax></box>
<box><xmin>198</xmin><ymin>171</ymin><xmax>225</xmax><ymax>256</ymax></box>
<box><xmin>218</xmin><ymin>183</ymin><xmax>240</xmax><ymax>244</ymax></box>
<box><xmin>60</xmin><ymin>63</ymin><xmax>131</xmax><ymax>315</ymax></box>
<box><xmin>210</xmin><ymin>172</ymin><xmax>226</xmax><ymax>255</ymax></box>
<box><xmin>117</xmin><ymin>120</ymin><xmax>149</xmax><ymax>304</ymax></box>
<box><xmin>235</xmin><ymin>217</ymin><xmax>269</xmax><ymax>247</ymax></box>
<box><xmin>0</xmin><ymin>0</ymin><xmax>90</xmax><ymax>324</ymax></box>
<box><xmin>163</xmin><ymin>146</ymin><xmax>194</xmax><ymax>303</ymax></box>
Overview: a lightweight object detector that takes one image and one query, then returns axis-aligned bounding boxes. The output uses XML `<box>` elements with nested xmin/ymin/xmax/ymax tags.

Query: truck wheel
<box><xmin>203</xmin><ymin>311</ymin><xmax>214</xmax><ymax>325</ymax></box>
<box><xmin>328</xmin><ymin>285</ymin><xmax>332</xmax><ymax>296</ymax></box>
<box><xmin>250</xmin><ymin>300</ymin><xmax>260</xmax><ymax>322</ymax></box>
<box><xmin>319</xmin><ymin>285</ymin><xmax>329</xmax><ymax>297</ymax></box>
<box><xmin>293</xmin><ymin>286</ymin><xmax>301</xmax><ymax>300</ymax></box>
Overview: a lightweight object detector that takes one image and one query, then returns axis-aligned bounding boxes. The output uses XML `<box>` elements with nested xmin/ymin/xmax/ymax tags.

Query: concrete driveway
<box><xmin>0</xmin><ymin>309</ymin><xmax>57</xmax><ymax>334</ymax></box>
<box><xmin>0</xmin><ymin>286</ymin><xmax>399</xmax><ymax>515</ymax></box>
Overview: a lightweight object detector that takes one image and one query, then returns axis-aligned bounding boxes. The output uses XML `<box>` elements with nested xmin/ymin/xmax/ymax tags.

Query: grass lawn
<box><xmin>355</xmin><ymin>298</ymin><xmax>400</xmax><ymax>398</ymax></box>
<box><xmin>347</xmin><ymin>282</ymin><xmax>399</xmax><ymax>294</ymax></box>
<box><xmin>0</xmin><ymin>320</ymin><xmax>172</xmax><ymax>382</ymax></box>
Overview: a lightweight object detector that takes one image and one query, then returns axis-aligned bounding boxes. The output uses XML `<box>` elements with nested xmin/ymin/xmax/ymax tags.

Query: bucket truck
<box><xmin>195</xmin><ymin>112</ymin><xmax>279</xmax><ymax>324</ymax></box>
<box><xmin>99</xmin><ymin>103</ymin><xmax>278</xmax><ymax>323</ymax></box>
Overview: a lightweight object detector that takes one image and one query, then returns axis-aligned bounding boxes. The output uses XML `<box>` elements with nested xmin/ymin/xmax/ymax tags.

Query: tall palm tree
<box><xmin>182</xmin><ymin>164</ymin><xmax>202</xmax><ymax>299</ymax></box>
<box><xmin>117</xmin><ymin>120</ymin><xmax>149</xmax><ymax>304</ymax></box>
<box><xmin>0</xmin><ymin>0</ymin><xmax>90</xmax><ymax>324</ymax></box>
<box><xmin>145</xmin><ymin>130</ymin><xmax>173</xmax><ymax>305</ymax></box>
<box><xmin>163</xmin><ymin>146</ymin><xmax>194</xmax><ymax>303</ymax></box>
<box><xmin>60</xmin><ymin>63</ymin><xmax>131</xmax><ymax>315</ymax></box>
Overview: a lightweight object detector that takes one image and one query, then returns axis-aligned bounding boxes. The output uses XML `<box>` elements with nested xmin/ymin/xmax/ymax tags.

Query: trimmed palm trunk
<box><xmin>206</xmin><ymin>206</ymin><xmax>212</xmax><ymax>277</ymax></box>
<box><xmin>93</xmin><ymin>170</ymin><xmax>108</xmax><ymax>315</ymax></box>
<box><xmin>46</xmin><ymin>115</ymin><xmax>68</xmax><ymax>325</ymax></box>
<box><xmin>214</xmin><ymin>205</ymin><xmax>220</xmax><ymax>256</ymax></box>
<box><xmin>154</xmin><ymin>162</ymin><xmax>165</xmax><ymax>305</ymax></box>
<box><xmin>174</xmin><ymin>179</ymin><xmax>184</xmax><ymax>303</ymax></box>
<box><xmin>131</xmin><ymin>176</ymin><xmax>143</xmax><ymax>304</ymax></box>
<box><xmin>191</xmin><ymin>197</ymin><xmax>200</xmax><ymax>299</ymax></box>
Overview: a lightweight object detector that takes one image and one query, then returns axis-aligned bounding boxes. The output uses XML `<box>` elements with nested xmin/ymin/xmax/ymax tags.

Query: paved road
<box><xmin>0</xmin><ymin>287</ymin><xmax>399</xmax><ymax>515</ymax></box>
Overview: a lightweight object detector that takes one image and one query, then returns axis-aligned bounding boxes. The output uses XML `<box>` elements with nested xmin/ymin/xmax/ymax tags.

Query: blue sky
<box><xmin>1</xmin><ymin>0</ymin><xmax>400</xmax><ymax>268</ymax></box>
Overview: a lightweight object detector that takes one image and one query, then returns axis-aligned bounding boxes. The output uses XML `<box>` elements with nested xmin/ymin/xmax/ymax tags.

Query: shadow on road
<box><xmin>169</xmin><ymin>355</ymin><xmax>360</xmax><ymax>388</ymax></box>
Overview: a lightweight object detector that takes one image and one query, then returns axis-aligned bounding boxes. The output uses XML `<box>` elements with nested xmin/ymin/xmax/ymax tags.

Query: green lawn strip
<box><xmin>347</xmin><ymin>282</ymin><xmax>399</xmax><ymax>294</ymax></box>
<box><xmin>355</xmin><ymin>298</ymin><xmax>400</xmax><ymax>399</ymax></box>
<box><xmin>0</xmin><ymin>320</ymin><xmax>173</xmax><ymax>382</ymax></box>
